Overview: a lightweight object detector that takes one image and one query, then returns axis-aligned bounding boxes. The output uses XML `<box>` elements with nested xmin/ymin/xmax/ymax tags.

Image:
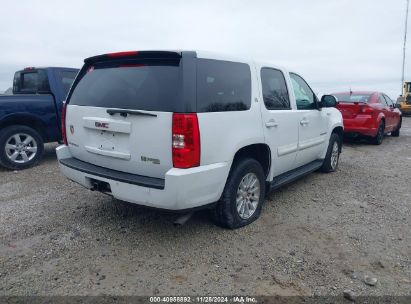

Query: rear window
<box><xmin>68</xmin><ymin>57</ymin><xmax>251</xmax><ymax>113</ymax></box>
<box><xmin>13</xmin><ymin>69</ymin><xmax>50</xmax><ymax>94</ymax></box>
<box><xmin>196</xmin><ymin>59</ymin><xmax>251</xmax><ymax>112</ymax></box>
<box><xmin>69</xmin><ymin>59</ymin><xmax>182</xmax><ymax>112</ymax></box>
<box><xmin>21</xmin><ymin>73</ymin><xmax>38</xmax><ymax>91</ymax></box>
<box><xmin>333</xmin><ymin>93</ymin><xmax>371</xmax><ymax>103</ymax></box>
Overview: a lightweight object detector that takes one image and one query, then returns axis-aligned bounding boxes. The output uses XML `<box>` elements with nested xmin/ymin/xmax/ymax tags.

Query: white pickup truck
<box><xmin>57</xmin><ymin>50</ymin><xmax>343</xmax><ymax>228</ymax></box>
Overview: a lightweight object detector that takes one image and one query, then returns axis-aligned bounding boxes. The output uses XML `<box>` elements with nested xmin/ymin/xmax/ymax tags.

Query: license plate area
<box><xmin>85</xmin><ymin>129</ymin><xmax>131</xmax><ymax>160</ymax></box>
<box><xmin>95</xmin><ymin>130</ymin><xmax>122</xmax><ymax>151</ymax></box>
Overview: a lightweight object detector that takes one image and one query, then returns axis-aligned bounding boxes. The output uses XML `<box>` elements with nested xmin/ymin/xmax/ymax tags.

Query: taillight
<box><xmin>61</xmin><ymin>102</ymin><xmax>68</xmax><ymax>145</ymax></box>
<box><xmin>360</xmin><ymin>105</ymin><xmax>374</xmax><ymax>115</ymax></box>
<box><xmin>172</xmin><ymin>113</ymin><xmax>200</xmax><ymax>169</ymax></box>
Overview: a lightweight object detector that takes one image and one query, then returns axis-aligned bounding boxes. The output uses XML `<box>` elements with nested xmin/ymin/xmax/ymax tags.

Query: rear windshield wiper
<box><xmin>106</xmin><ymin>109</ymin><xmax>157</xmax><ymax>117</ymax></box>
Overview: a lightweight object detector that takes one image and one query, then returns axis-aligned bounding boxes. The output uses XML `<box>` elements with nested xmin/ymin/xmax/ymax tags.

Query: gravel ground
<box><xmin>0</xmin><ymin>118</ymin><xmax>410</xmax><ymax>297</ymax></box>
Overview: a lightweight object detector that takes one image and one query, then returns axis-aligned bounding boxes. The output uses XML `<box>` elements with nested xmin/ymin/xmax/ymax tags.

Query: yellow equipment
<box><xmin>397</xmin><ymin>82</ymin><xmax>411</xmax><ymax>115</ymax></box>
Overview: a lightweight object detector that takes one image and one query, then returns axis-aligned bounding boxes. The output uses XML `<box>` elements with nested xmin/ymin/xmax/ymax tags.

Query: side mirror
<box><xmin>321</xmin><ymin>95</ymin><xmax>338</xmax><ymax>108</ymax></box>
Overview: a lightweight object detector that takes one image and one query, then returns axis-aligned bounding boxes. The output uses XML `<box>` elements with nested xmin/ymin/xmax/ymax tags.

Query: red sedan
<box><xmin>332</xmin><ymin>91</ymin><xmax>402</xmax><ymax>144</ymax></box>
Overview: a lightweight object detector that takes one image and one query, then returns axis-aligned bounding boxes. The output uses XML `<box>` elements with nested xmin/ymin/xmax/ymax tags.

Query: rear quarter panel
<box><xmin>375</xmin><ymin>110</ymin><xmax>385</xmax><ymax>126</ymax></box>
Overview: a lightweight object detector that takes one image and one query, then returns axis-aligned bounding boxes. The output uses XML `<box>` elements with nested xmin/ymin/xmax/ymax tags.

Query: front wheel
<box><xmin>320</xmin><ymin>133</ymin><xmax>341</xmax><ymax>173</ymax></box>
<box><xmin>391</xmin><ymin>118</ymin><xmax>401</xmax><ymax>137</ymax></box>
<box><xmin>0</xmin><ymin>125</ymin><xmax>44</xmax><ymax>170</ymax></box>
<box><xmin>371</xmin><ymin>121</ymin><xmax>385</xmax><ymax>145</ymax></box>
<box><xmin>212</xmin><ymin>158</ymin><xmax>266</xmax><ymax>229</ymax></box>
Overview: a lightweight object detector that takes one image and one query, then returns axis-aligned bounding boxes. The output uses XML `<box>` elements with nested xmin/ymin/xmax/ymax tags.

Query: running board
<box><xmin>268</xmin><ymin>160</ymin><xmax>323</xmax><ymax>193</ymax></box>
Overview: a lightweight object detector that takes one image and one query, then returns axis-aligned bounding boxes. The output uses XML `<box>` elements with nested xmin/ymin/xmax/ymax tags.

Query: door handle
<box><xmin>300</xmin><ymin>119</ymin><xmax>310</xmax><ymax>126</ymax></box>
<box><xmin>265</xmin><ymin>120</ymin><xmax>279</xmax><ymax>128</ymax></box>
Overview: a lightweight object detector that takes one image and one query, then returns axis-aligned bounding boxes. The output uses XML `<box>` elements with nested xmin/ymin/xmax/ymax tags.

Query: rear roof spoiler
<box><xmin>84</xmin><ymin>50</ymin><xmax>188</xmax><ymax>64</ymax></box>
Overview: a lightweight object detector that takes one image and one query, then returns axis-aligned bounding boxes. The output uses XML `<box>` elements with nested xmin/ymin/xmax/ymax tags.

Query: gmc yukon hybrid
<box><xmin>57</xmin><ymin>51</ymin><xmax>343</xmax><ymax>228</ymax></box>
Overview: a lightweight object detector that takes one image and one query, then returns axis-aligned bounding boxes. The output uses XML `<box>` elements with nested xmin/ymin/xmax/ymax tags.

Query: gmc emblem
<box><xmin>95</xmin><ymin>122</ymin><xmax>109</xmax><ymax>129</ymax></box>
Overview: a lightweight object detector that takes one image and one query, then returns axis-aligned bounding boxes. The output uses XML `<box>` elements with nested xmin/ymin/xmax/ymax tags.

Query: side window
<box><xmin>196</xmin><ymin>59</ymin><xmax>251</xmax><ymax>112</ymax></box>
<box><xmin>379</xmin><ymin>95</ymin><xmax>388</xmax><ymax>106</ymax></box>
<box><xmin>383</xmin><ymin>95</ymin><xmax>393</xmax><ymax>107</ymax></box>
<box><xmin>261</xmin><ymin>68</ymin><xmax>290</xmax><ymax>110</ymax></box>
<box><xmin>289</xmin><ymin>73</ymin><xmax>317</xmax><ymax>110</ymax></box>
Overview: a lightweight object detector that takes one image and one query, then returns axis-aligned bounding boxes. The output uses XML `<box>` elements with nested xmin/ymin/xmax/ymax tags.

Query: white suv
<box><xmin>57</xmin><ymin>50</ymin><xmax>343</xmax><ymax>228</ymax></box>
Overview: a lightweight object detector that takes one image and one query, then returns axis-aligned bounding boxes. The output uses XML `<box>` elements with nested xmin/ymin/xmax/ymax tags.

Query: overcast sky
<box><xmin>0</xmin><ymin>0</ymin><xmax>410</xmax><ymax>98</ymax></box>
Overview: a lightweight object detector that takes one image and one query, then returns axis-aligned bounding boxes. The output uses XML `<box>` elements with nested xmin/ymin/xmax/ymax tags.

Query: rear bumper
<box><xmin>343</xmin><ymin>116</ymin><xmax>378</xmax><ymax>137</ymax></box>
<box><xmin>56</xmin><ymin>145</ymin><xmax>231</xmax><ymax>210</ymax></box>
<box><xmin>59</xmin><ymin>157</ymin><xmax>165</xmax><ymax>189</ymax></box>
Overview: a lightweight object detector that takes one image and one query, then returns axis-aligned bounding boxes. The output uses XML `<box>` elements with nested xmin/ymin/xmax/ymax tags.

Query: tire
<box><xmin>212</xmin><ymin>158</ymin><xmax>266</xmax><ymax>229</ymax></box>
<box><xmin>320</xmin><ymin>133</ymin><xmax>341</xmax><ymax>173</ymax></box>
<box><xmin>0</xmin><ymin>125</ymin><xmax>44</xmax><ymax>170</ymax></box>
<box><xmin>391</xmin><ymin>118</ymin><xmax>401</xmax><ymax>137</ymax></box>
<box><xmin>371</xmin><ymin>121</ymin><xmax>385</xmax><ymax>145</ymax></box>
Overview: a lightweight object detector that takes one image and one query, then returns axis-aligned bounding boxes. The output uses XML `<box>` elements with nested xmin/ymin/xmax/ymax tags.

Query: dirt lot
<box><xmin>0</xmin><ymin>118</ymin><xmax>410</xmax><ymax>298</ymax></box>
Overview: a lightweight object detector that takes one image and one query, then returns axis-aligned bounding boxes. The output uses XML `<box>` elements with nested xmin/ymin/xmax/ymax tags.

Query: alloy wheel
<box><xmin>330</xmin><ymin>141</ymin><xmax>339</xmax><ymax>170</ymax></box>
<box><xmin>5</xmin><ymin>133</ymin><xmax>38</xmax><ymax>164</ymax></box>
<box><xmin>236</xmin><ymin>172</ymin><xmax>260</xmax><ymax>219</ymax></box>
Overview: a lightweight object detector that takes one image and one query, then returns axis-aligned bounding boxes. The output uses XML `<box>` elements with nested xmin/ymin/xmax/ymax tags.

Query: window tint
<box><xmin>37</xmin><ymin>70</ymin><xmax>50</xmax><ymax>92</ymax></box>
<box><xmin>69</xmin><ymin>59</ymin><xmax>182</xmax><ymax>112</ymax></box>
<box><xmin>13</xmin><ymin>69</ymin><xmax>50</xmax><ymax>94</ymax></box>
<box><xmin>383</xmin><ymin>95</ymin><xmax>393</xmax><ymax>107</ymax></box>
<box><xmin>333</xmin><ymin>93</ymin><xmax>371</xmax><ymax>103</ymax></box>
<box><xmin>289</xmin><ymin>73</ymin><xmax>317</xmax><ymax>110</ymax></box>
<box><xmin>196</xmin><ymin>59</ymin><xmax>251</xmax><ymax>112</ymax></box>
<box><xmin>379</xmin><ymin>95</ymin><xmax>388</xmax><ymax>106</ymax></box>
<box><xmin>261</xmin><ymin>68</ymin><xmax>290</xmax><ymax>110</ymax></box>
<box><xmin>59</xmin><ymin>70</ymin><xmax>77</xmax><ymax>97</ymax></box>
<box><xmin>12</xmin><ymin>72</ymin><xmax>20</xmax><ymax>92</ymax></box>
<box><xmin>21</xmin><ymin>72</ymin><xmax>38</xmax><ymax>92</ymax></box>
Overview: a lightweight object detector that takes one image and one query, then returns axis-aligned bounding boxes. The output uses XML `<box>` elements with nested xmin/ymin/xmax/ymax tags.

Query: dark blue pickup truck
<box><xmin>0</xmin><ymin>67</ymin><xmax>79</xmax><ymax>169</ymax></box>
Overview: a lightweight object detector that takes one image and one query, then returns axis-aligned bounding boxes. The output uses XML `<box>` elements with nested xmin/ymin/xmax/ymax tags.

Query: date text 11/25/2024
<box><xmin>149</xmin><ymin>296</ymin><xmax>257</xmax><ymax>303</ymax></box>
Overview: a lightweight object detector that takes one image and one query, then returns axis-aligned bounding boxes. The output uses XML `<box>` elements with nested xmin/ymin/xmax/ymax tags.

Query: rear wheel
<box><xmin>371</xmin><ymin>121</ymin><xmax>385</xmax><ymax>145</ymax></box>
<box><xmin>0</xmin><ymin>125</ymin><xmax>44</xmax><ymax>170</ymax></box>
<box><xmin>320</xmin><ymin>133</ymin><xmax>341</xmax><ymax>173</ymax></box>
<box><xmin>391</xmin><ymin>118</ymin><xmax>401</xmax><ymax>137</ymax></box>
<box><xmin>212</xmin><ymin>158</ymin><xmax>266</xmax><ymax>229</ymax></box>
